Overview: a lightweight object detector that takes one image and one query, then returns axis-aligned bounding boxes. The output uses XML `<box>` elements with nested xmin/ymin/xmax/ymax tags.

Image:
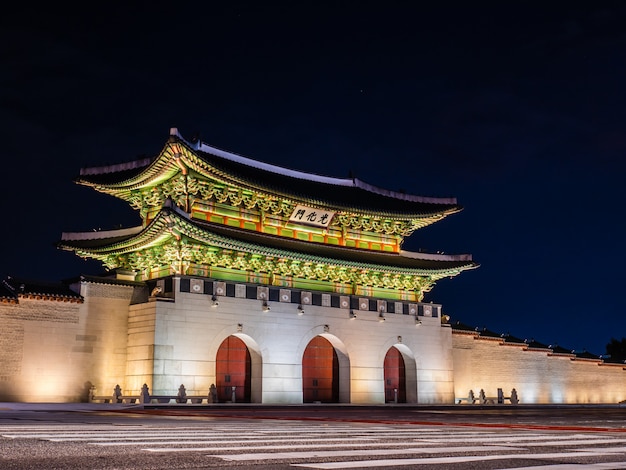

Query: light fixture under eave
<box><xmin>349</xmin><ymin>310</ymin><xmax>357</xmax><ymax>319</ymax></box>
<box><xmin>211</xmin><ymin>294</ymin><xmax>219</xmax><ymax>307</ymax></box>
<box><xmin>378</xmin><ymin>312</ymin><xmax>386</xmax><ymax>322</ymax></box>
<box><xmin>262</xmin><ymin>301</ymin><xmax>271</xmax><ymax>312</ymax></box>
<box><xmin>297</xmin><ymin>304</ymin><xmax>305</xmax><ymax>315</ymax></box>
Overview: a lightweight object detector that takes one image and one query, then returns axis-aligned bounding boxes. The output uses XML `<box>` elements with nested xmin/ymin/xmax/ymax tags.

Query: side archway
<box><xmin>384</xmin><ymin>346</ymin><xmax>406</xmax><ymax>403</ymax></box>
<box><xmin>214</xmin><ymin>333</ymin><xmax>263</xmax><ymax>403</ymax></box>
<box><xmin>381</xmin><ymin>343</ymin><xmax>418</xmax><ymax>403</ymax></box>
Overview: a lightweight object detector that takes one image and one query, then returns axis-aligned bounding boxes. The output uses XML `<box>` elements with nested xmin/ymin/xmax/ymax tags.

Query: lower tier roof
<box><xmin>59</xmin><ymin>202</ymin><xmax>478</xmax><ymax>277</ymax></box>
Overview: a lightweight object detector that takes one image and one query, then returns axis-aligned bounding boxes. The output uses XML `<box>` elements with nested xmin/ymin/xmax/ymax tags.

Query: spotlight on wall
<box><xmin>297</xmin><ymin>304</ymin><xmax>305</xmax><ymax>315</ymax></box>
<box><xmin>415</xmin><ymin>318</ymin><xmax>422</xmax><ymax>325</ymax></box>
<box><xmin>211</xmin><ymin>294</ymin><xmax>219</xmax><ymax>307</ymax></box>
<box><xmin>378</xmin><ymin>311</ymin><xmax>386</xmax><ymax>322</ymax></box>
<box><xmin>262</xmin><ymin>301</ymin><xmax>271</xmax><ymax>312</ymax></box>
<box><xmin>349</xmin><ymin>309</ymin><xmax>357</xmax><ymax>319</ymax></box>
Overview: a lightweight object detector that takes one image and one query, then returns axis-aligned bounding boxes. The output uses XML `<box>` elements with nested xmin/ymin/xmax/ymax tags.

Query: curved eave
<box><xmin>59</xmin><ymin>219</ymin><xmax>174</xmax><ymax>257</ymax></box>
<box><xmin>75</xmin><ymin>141</ymin><xmax>181</xmax><ymax>192</ymax></box>
<box><xmin>76</xmin><ymin>131</ymin><xmax>462</xmax><ymax>220</ymax></box>
<box><xmin>184</xmin><ymin>141</ymin><xmax>462</xmax><ymax>219</ymax></box>
<box><xmin>60</xmin><ymin>206</ymin><xmax>477</xmax><ymax>278</ymax></box>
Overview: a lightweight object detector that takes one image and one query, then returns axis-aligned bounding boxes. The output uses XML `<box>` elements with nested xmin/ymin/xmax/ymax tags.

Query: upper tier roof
<box><xmin>76</xmin><ymin>128</ymin><xmax>462</xmax><ymax>218</ymax></box>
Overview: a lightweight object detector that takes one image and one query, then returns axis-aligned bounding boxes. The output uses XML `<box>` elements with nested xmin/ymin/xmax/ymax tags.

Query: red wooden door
<box><xmin>302</xmin><ymin>336</ymin><xmax>339</xmax><ymax>403</ymax></box>
<box><xmin>216</xmin><ymin>336</ymin><xmax>251</xmax><ymax>403</ymax></box>
<box><xmin>384</xmin><ymin>347</ymin><xmax>406</xmax><ymax>403</ymax></box>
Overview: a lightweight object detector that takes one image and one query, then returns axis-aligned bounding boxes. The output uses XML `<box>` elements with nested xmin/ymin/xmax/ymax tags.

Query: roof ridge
<box><xmin>170</xmin><ymin>127</ymin><xmax>458</xmax><ymax>205</ymax></box>
<box><xmin>79</xmin><ymin>157</ymin><xmax>152</xmax><ymax>176</ymax></box>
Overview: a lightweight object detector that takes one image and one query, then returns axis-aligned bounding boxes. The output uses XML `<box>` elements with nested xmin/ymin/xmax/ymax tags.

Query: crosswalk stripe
<box><xmin>50</xmin><ymin>434</ymin><xmax>378</xmax><ymax>442</ymax></box>
<box><xmin>506</xmin><ymin>462</ymin><xmax>626</xmax><ymax>470</ymax></box>
<box><xmin>98</xmin><ymin>438</ymin><xmax>380</xmax><ymax>446</ymax></box>
<box><xmin>574</xmin><ymin>446</ymin><xmax>626</xmax><ymax>453</ymax></box>
<box><xmin>418</xmin><ymin>434</ymin><xmax>602</xmax><ymax>443</ymax></box>
<box><xmin>210</xmin><ymin>445</ymin><xmax>521</xmax><ymax>461</ymax></box>
<box><xmin>5</xmin><ymin>421</ymin><xmax>626</xmax><ymax>469</ymax></box>
<box><xmin>143</xmin><ymin>443</ymin><xmax>512</xmax><ymax>452</ymax></box>
<box><xmin>508</xmin><ymin>439</ymin><xmax>626</xmax><ymax>447</ymax></box>
<box><xmin>498</xmin><ymin>463</ymin><xmax>626</xmax><ymax>470</ymax></box>
<box><xmin>290</xmin><ymin>451</ymin><xmax>619</xmax><ymax>468</ymax></box>
<box><xmin>2</xmin><ymin>429</ymin><xmax>534</xmax><ymax>440</ymax></box>
<box><xmin>0</xmin><ymin>429</ymin><xmax>444</xmax><ymax>438</ymax></box>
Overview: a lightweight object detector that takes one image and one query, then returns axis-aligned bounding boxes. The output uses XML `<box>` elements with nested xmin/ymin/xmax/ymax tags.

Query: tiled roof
<box><xmin>1</xmin><ymin>276</ymin><xmax>83</xmax><ymax>303</ymax></box>
<box><xmin>0</xmin><ymin>279</ymin><xmax>18</xmax><ymax>303</ymax></box>
<box><xmin>476</xmin><ymin>327</ymin><xmax>503</xmax><ymax>340</ymax></box>
<box><xmin>77</xmin><ymin>130</ymin><xmax>462</xmax><ymax>218</ymax></box>
<box><xmin>196</xmin><ymin>218</ymin><xmax>474</xmax><ymax>271</ymax></box>
<box><xmin>548</xmin><ymin>344</ymin><xmax>576</xmax><ymax>356</ymax></box>
<box><xmin>524</xmin><ymin>338</ymin><xmax>552</xmax><ymax>350</ymax></box>
<box><xmin>195</xmin><ymin>147</ymin><xmax>460</xmax><ymax>217</ymax></box>
<box><xmin>572</xmin><ymin>350</ymin><xmax>602</xmax><ymax>361</ymax></box>
<box><xmin>63</xmin><ymin>274</ymin><xmax>146</xmax><ymax>287</ymax></box>
<box><xmin>500</xmin><ymin>332</ymin><xmax>526</xmax><ymax>345</ymax></box>
<box><xmin>600</xmin><ymin>356</ymin><xmax>626</xmax><ymax>365</ymax></box>
<box><xmin>76</xmin><ymin>165</ymin><xmax>148</xmax><ymax>185</ymax></box>
<box><xmin>450</xmin><ymin>321</ymin><xmax>478</xmax><ymax>333</ymax></box>
<box><xmin>60</xmin><ymin>204</ymin><xmax>477</xmax><ymax>274</ymax></box>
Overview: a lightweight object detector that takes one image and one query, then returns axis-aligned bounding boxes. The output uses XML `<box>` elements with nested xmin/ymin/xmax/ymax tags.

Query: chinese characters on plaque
<box><xmin>288</xmin><ymin>204</ymin><xmax>335</xmax><ymax>228</ymax></box>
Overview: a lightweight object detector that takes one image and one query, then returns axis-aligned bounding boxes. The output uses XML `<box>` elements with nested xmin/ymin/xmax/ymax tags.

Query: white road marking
<box><xmin>290</xmin><ymin>451</ymin><xmax>619</xmax><ymax>468</ymax></box>
<box><xmin>5</xmin><ymin>421</ymin><xmax>626</xmax><ymax>469</ymax></box>
<box><xmin>0</xmin><ymin>428</ymin><xmax>435</xmax><ymax>439</ymax></box>
<box><xmin>418</xmin><ymin>434</ymin><xmax>604</xmax><ymax>444</ymax></box>
<box><xmin>510</xmin><ymin>439</ymin><xmax>626</xmax><ymax>447</ymax></box>
<box><xmin>2</xmin><ymin>429</ymin><xmax>532</xmax><ymax>440</ymax></box>
<box><xmin>572</xmin><ymin>446</ymin><xmax>626</xmax><ymax>453</ymax></box>
<box><xmin>502</xmin><ymin>463</ymin><xmax>626</xmax><ymax>470</ymax></box>
<box><xmin>211</xmin><ymin>445</ymin><xmax>521</xmax><ymax>461</ymax></box>
<box><xmin>144</xmin><ymin>443</ymin><xmax>515</xmax><ymax>452</ymax></box>
<box><xmin>52</xmin><ymin>435</ymin><xmax>380</xmax><ymax>442</ymax></box>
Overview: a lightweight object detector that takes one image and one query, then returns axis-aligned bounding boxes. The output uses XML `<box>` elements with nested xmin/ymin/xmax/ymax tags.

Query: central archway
<box><xmin>216</xmin><ymin>335</ymin><xmax>252</xmax><ymax>403</ymax></box>
<box><xmin>302</xmin><ymin>336</ymin><xmax>339</xmax><ymax>403</ymax></box>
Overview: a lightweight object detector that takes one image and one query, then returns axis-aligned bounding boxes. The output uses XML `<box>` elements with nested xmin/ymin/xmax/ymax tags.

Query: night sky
<box><xmin>3</xmin><ymin>2</ymin><xmax>626</xmax><ymax>355</ymax></box>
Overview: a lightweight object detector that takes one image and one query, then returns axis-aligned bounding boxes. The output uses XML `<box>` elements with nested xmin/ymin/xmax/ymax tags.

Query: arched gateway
<box><xmin>302</xmin><ymin>336</ymin><xmax>339</xmax><ymax>403</ymax></box>
<box><xmin>216</xmin><ymin>336</ymin><xmax>251</xmax><ymax>403</ymax></box>
<box><xmin>384</xmin><ymin>346</ymin><xmax>406</xmax><ymax>403</ymax></box>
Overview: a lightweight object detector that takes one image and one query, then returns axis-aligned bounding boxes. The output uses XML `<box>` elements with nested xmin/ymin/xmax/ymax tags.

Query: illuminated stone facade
<box><xmin>452</xmin><ymin>327</ymin><xmax>626</xmax><ymax>404</ymax></box>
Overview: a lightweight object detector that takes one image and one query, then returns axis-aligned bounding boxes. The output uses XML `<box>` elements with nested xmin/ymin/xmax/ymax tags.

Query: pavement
<box><xmin>3</xmin><ymin>402</ymin><xmax>626</xmax><ymax>432</ymax></box>
<box><xmin>0</xmin><ymin>402</ymin><xmax>141</xmax><ymax>412</ymax></box>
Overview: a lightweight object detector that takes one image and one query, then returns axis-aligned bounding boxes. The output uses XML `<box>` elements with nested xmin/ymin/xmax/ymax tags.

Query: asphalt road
<box><xmin>2</xmin><ymin>403</ymin><xmax>626</xmax><ymax>469</ymax></box>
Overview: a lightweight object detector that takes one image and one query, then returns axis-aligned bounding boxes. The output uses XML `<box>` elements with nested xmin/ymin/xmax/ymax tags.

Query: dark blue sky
<box><xmin>3</xmin><ymin>2</ymin><xmax>626</xmax><ymax>354</ymax></box>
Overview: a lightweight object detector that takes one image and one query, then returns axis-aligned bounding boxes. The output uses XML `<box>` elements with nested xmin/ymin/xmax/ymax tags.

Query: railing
<box><xmin>456</xmin><ymin>388</ymin><xmax>519</xmax><ymax>405</ymax></box>
<box><xmin>89</xmin><ymin>384</ymin><xmax>219</xmax><ymax>404</ymax></box>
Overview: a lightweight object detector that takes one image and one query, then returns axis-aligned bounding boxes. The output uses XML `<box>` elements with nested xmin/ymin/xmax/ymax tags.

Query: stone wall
<box><xmin>0</xmin><ymin>282</ymin><xmax>134</xmax><ymax>402</ymax></box>
<box><xmin>452</xmin><ymin>331</ymin><xmax>626</xmax><ymax>404</ymax></box>
<box><xmin>8</xmin><ymin>276</ymin><xmax>626</xmax><ymax>404</ymax></box>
